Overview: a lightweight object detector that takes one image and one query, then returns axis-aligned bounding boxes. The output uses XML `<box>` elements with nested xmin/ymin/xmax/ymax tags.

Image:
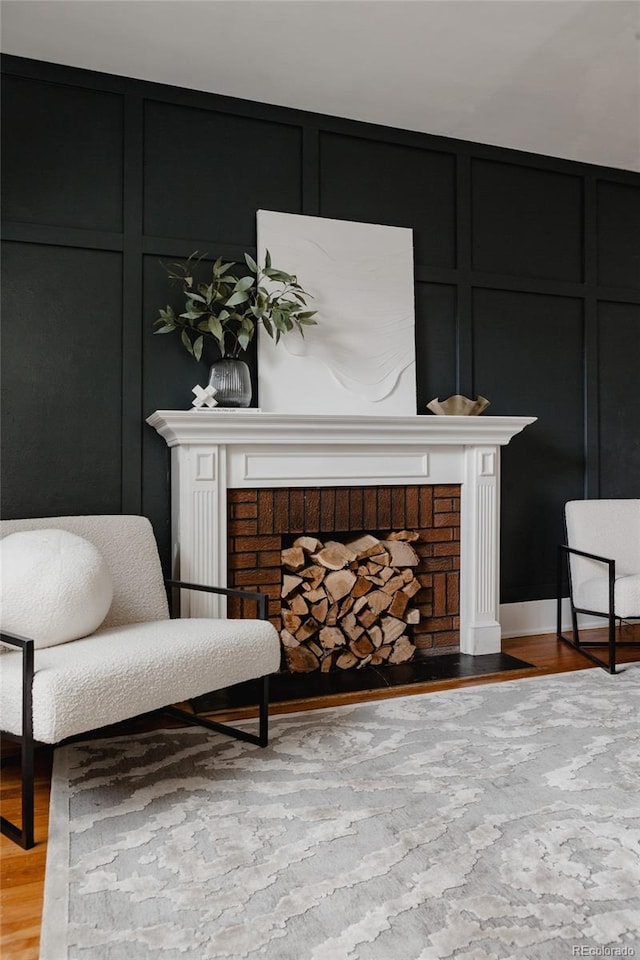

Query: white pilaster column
<box><xmin>171</xmin><ymin>443</ymin><xmax>227</xmax><ymax>617</ymax></box>
<box><xmin>459</xmin><ymin>444</ymin><xmax>501</xmax><ymax>655</ymax></box>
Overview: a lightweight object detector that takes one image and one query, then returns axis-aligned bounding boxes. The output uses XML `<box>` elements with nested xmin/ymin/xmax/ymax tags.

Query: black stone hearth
<box><xmin>191</xmin><ymin>651</ymin><xmax>534</xmax><ymax>714</ymax></box>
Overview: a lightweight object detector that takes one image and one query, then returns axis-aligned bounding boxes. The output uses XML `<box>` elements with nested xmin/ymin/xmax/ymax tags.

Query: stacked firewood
<box><xmin>280</xmin><ymin>531</ymin><xmax>421</xmax><ymax>672</ymax></box>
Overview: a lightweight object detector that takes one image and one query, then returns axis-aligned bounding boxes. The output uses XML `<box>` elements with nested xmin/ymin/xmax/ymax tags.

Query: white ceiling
<box><xmin>1</xmin><ymin>0</ymin><xmax>639</xmax><ymax>171</ymax></box>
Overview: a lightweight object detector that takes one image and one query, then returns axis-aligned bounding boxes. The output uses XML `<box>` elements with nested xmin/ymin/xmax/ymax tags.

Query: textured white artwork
<box><xmin>256</xmin><ymin>210</ymin><xmax>416</xmax><ymax>415</ymax></box>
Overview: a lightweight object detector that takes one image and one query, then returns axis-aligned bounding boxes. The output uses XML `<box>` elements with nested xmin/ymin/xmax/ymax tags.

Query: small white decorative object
<box><xmin>191</xmin><ymin>384</ymin><xmax>218</xmax><ymax>409</ymax></box>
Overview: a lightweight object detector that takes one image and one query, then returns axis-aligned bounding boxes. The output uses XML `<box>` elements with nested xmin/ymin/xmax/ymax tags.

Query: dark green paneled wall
<box><xmin>2</xmin><ymin>55</ymin><xmax>639</xmax><ymax>602</ymax></box>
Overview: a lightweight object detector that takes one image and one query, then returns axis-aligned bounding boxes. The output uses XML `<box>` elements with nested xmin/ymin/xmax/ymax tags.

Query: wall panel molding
<box><xmin>121</xmin><ymin>92</ymin><xmax>144</xmax><ymax>513</ymax></box>
<box><xmin>0</xmin><ymin>222</ymin><xmax>124</xmax><ymax>250</ymax></box>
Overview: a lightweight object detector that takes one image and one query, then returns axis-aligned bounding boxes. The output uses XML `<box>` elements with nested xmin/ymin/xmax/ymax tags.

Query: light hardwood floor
<box><xmin>2</xmin><ymin>629</ymin><xmax>638</xmax><ymax>960</ymax></box>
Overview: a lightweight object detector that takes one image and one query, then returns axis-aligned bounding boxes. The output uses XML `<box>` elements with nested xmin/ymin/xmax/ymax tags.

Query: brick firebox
<box><xmin>226</xmin><ymin>484</ymin><xmax>461</xmax><ymax>657</ymax></box>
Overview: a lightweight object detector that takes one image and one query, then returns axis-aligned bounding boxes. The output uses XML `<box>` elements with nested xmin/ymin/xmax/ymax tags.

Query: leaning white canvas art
<box><xmin>256</xmin><ymin>210</ymin><xmax>416</xmax><ymax>415</ymax></box>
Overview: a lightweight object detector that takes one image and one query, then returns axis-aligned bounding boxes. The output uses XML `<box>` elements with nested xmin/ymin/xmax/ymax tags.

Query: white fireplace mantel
<box><xmin>147</xmin><ymin>411</ymin><xmax>536</xmax><ymax>656</ymax></box>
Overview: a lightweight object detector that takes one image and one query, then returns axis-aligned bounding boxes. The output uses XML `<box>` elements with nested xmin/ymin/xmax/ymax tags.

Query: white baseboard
<box><xmin>499</xmin><ymin>598</ymin><xmax>604</xmax><ymax>639</ymax></box>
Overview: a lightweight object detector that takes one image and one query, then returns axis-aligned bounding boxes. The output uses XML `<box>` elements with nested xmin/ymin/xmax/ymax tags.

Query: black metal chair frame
<box><xmin>1</xmin><ymin>580</ymin><xmax>272</xmax><ymax>849</ymax></box>
<box><xmin>556</xmin><ymin>544</ymin><xmax>639</xmax><ymax>675</ymax></box>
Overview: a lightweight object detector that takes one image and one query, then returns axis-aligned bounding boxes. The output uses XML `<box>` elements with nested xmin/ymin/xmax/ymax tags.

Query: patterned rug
<box><xmin>40</xmin><ymin>667</ymin><xmax>640</xmax><ymax>960</ymax></box>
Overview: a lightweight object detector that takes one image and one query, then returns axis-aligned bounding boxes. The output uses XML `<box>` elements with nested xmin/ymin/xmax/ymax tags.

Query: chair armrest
<box><xmin>165</xmin><ymin>579</ymin><xmax>268</xmax><ymax>620</ymax></box>
<box><xmin>0</xmin><ymin>630</ymin><xmax>35</xmax><ymax>652</ymax></box>
<box><xmin>558</xmin><ymin>545</ymin><xmax>616</xmax><ymax>619</ymax></box>
<box><xmin>559</xmin><ymin>544</ymin><xmax>615</xmax><ymax>569</ymax></box>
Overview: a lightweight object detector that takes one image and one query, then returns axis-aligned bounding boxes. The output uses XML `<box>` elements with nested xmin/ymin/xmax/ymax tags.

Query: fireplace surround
<box><xmin>147</xmin><ymin>412</ymin><xmax>536</xmax><ymax>657</ymax></box>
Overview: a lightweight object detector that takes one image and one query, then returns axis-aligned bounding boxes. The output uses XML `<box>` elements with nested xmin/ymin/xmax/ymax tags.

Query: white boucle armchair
<box><xmin>557</xmin><ymin>499</ymin><xmax>640</xmax><ymax>673</ymax></box>
<box><xmin>0</xmin><ymin>515</ymin><xmax>281</xmax><ymax>848</ymax></box>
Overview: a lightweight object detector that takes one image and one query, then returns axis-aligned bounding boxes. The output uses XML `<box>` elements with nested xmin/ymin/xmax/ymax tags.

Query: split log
<box><xmin>341</xmin><ymin>612</ymin><xmax>364</xmax><ymax>643</ymax></box>
<box><xmin>320</xmin><ymin>655</ymin><xmax>334</xmax><ymax>673</ymax></box>
<box><xmin>311</xmin><ymin>598</ymin><xmax>329</xmax><ymax>622</ymax></box>
<box><xmin>280</xmin><ymin>629</ymin><xmax>299</xmax><ymax>648</ymax></box>
<box><xmin>344</xmin><ymin>534</ymin><xmax>383</xmax><ymax>560</ymax></box>
<box><xmin>335</xmin><ymin>650</ymin><xmax>358</xmax><ymax>670</ymax></box>
<box><xmin>352</xmin><ymin>595</ymin><xmax>369</xmax><ymax>615</ymax></box>
<box><xmin>324</xmin><ymin>569</ymin><xmax>357</xmax><ymax>602</ymax></box>
<box><xmin>386</xmin><ymin>530</ymin><xmax>420</xmax><ymax>542</ymax></box>
<box><xmin>326</xmin><ymin>602</ymin><xmax>339</xmax><ymax>626</ymax></box>
<box><xmin>388</xmin><ymin>591</ymin><xmax>409</xmax><ymax>619</ymax></box>
<box><xmin>401</xmin><ymin>577</ymin><xmax>422</xmax><ymax>598</ymax></box>
<box><xmin>352</xmin><ymin>576</ymin><xmax>374</xmax><ymax>598</ymax></box>
<box><xmin>294</xmin><ymin>535</ymin><xmax>322</xmax><ymax>554</ymax></box>
<box><xmin>289</xmin><ymin>593</ymin><xmax>309</xmax><ymax>615</ymax></box>
<box><xmin>349</xmin><ymin>634</ymin><xmax>375</xmax><ymax>658</ymax></box>
<box><xmin>319</xmin><ymin>626</ymin><xmax>346</xmax><ymax>650</ymax></box>
<box><xmin>364</xmin><ymin>574</ymin><xmax>385</xmax><ymax>587</ymax></box>
<box><xmin>338</xmin><ymin>597</ymin><xmax>355</xmax><ymax>621</ymax></box>
<box><xmin>382</xmin><ymin>540</ymin><xmax>419</xmax><ymax>567</ymax></box>
<box><xmin>368</xmin><ymin>625</ymin><xmax>383</xmax><ymax>648</ymax></box>
<box><xmin>312</xmin><ymin>541</ymin><xmax>357</xmax><ymax>570</ymax></box>
<box><xmin>371</xmin><ymin>644</ymin><xmax>393</xmax><ymax>664</ymax></box>
<box><xmin>307</xmin><ymin>640</ymin><xmax>323</xmax><ymax>658</ymax></box>
<box><xmin>281</xmin><ymin>546</ymin><xmax>306</xmax><ymax>570</ymax></box>
<box><xmin>339</xmin><ymin>595</ymin><xmax>356</xmax><ymax>617</ymax></box>
<box><xmin>382</xmin><ymin>574</ymin><xmax>406</xmax><ymax>595</ymax></box>
<box><xmin>299</xmin><ymin>564</ymin><xmax>326</xmax><ymax>588</ymax></box>
<box><xmin>282</xmin><ymin>574</ymin><xmax>302</xmax><ymax>598</ymax></box>
<box><xmin>381</xmin><ymin>615</ymin><xmax>406</xmax><ymax>644</ymax></box>
<box><xmin>367</xmin><ymin>551</ymin><xmax>391</xmax><ymax>568</ymax></box>
<box><xmin>304</xmin><ymin>586</ymin><xmax>327</xmax><ymax>603</ymax></box>
<box><xmin>356</xmin><ymin>608</ymin><xmax>378</xmax><ymax>629</ymax></box>
<box><xmin>366</xmin><ymin>590</ymin><xmax>393</xmax><ymax>616</ymax></box>
<box><xmin>388</xmin><ymin>635</ymin><xmax>415</xmax><ymax>663</ymax></box>
<box><xmin>282</xmin><ymin>610</ymin><xmax>302</xmax><ymax>633</ymax></box>
<box><xmin>295</xmin><ymin>618</ymin><xmax>320</xmax><ymax>642</ymax></box>
<box><xmin>285</xmin><ymin>645</ymin><xmax>319</xmax><ymax>672</ymax></box>
<box><xmin>404</xmin><ymin>608</ymin><xmax>420</xmax><ymax>624</ymax></box>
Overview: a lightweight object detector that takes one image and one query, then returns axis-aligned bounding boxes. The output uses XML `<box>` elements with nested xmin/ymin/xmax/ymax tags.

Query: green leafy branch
<box><xmin>154</xmin><ymin>250</ymin><xmax>317</xmax><ymax>361</ymax></box>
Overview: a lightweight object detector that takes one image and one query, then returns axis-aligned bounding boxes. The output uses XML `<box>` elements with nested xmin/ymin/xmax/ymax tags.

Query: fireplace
<box><xmin>146</xmin><ymin>411</ymin><xmax>536</xmax><ymax>656</ymax></box>
<box><xmin>226</xmin><ymin>484</ymin><xmax>461</xmax><ymax>667</ymax></box>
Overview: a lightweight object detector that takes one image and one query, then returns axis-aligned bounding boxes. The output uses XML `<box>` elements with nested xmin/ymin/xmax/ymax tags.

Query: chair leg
<box><xmin>607</xmin><ymin>556</ymin><xmax>617</xmax><ymax>674</ymax></box>
<box><xmin>557</xmin><ymin>545</ymin><xmax>582</xmax><ymax>650</ymax></box>
<box><xmin>165</xmin><ymin>675</ymin><xmax>271</xmax><ymax>748</ymax></box>
<box><xmin>0</xmin><ymin>731</ymin><xmax>35</xmax><ymax>849</ymax></box>
<box><xmin>258</xmin><ymin>675</ymin><xmax>269</xmax><ymax>747</ymax></box>
<box><xmin>556</xmin><ymin>547</ymin><xmax>564</xmax><ymax>642</ymax></box>
<box><xmin>1</xmin><ymin>637</ymin><xmax>35</xmax><ymax>848</ymax></box>
<box><xmin>571</xmin><ymin>603</ymin><xmax>580</xmax><ymax>647</ymax></box>
<box><xmin>21</xmin><ymin>732</ymin><xmax>35</xmax><ymax>849</ymax></box>
<box><xmin>607</xmin><ymin>611</ymin><xmax>617</xmax><ymax>674</ymax></box>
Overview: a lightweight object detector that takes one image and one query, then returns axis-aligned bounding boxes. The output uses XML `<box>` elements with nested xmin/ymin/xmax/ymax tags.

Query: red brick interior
<box><xmin>227</xmin><ymin>485</ymin><xmax>461</xmax><ymax>658</ymax></box>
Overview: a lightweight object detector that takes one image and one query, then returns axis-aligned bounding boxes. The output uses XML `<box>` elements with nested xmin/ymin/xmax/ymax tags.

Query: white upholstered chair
<box><xmin>0</xmin><ymin>515</ymin><xmax>281</xmax><ymax>848</ymax></box>
<box><xmin>557</xmin><ymin>499</ymin><xmax>640</xmax><ymax>673</ymax></box>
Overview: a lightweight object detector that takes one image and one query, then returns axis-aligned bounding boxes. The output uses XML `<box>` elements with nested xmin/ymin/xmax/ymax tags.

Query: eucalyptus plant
<box><xmin>154</xmin><ymin>251</ymin><xmax>317</xmax><ymax>360</ymax></box>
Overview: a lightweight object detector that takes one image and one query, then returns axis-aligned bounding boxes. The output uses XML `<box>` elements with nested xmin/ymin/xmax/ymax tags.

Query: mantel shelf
<box><xmin>146</xmin><ymin>411</ymin><xmax>537</xmax><ymax>447</ymax></box>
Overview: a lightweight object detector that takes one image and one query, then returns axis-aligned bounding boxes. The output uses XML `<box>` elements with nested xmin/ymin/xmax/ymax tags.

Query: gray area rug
<box><xmin>41</xmin><ymin>667</ymin><xmax>640</xmax><ymax>960</ymax></box>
